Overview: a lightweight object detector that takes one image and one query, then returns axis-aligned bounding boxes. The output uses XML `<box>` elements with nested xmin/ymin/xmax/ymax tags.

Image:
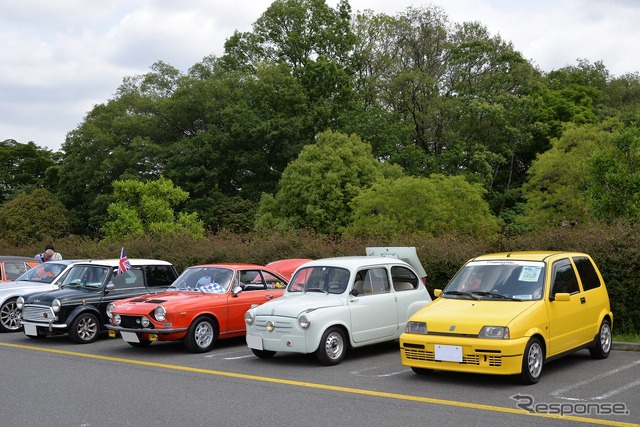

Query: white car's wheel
<box><xmin>315</xmin><ymin>327</ymin><xmax>346</xmax><ymax>365</ymax></box>
<box><xmin>0</xmin><ymin>298</ymin><xmax>22</xmax><ymax>332</ymax></box>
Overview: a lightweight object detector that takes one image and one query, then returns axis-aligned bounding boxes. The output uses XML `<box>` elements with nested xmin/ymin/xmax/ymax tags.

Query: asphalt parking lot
<box><xmin>1</xmin><ymin>332</ymin><xmax>638</xmax><ymax>427</ymax></box>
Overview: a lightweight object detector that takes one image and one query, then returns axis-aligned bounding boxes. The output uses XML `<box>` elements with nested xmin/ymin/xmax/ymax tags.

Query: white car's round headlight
<box><xmin>114</xmin><ymin>315</ymin><xmax>121</xmax><ymax>326</ymax></box>
<box><xmin>244</xmin><ymin>310</ymin><xmax>255</xmax><ymax>325</ymax></box>
<box><xmin>154</xmin><ymin>306</ymin><xmax>166</xmax><ymax>322</ymax></box>
<box><xmin>52</xmin><ymin>299</ymin><xmax>61</xmax><ymax>313</ymax></box>
<box><xmin>106</xmin><ymin>303</ymin><xmax>116</xmax><ymax>319</ymax></box>
<box><xmin>298</xmin><ymin>314</ymin><xmax>311</xmax><ymax>329</ymax></box>
<box><xmin>16</xmin><ymin>297</ymin><xmax>24</xmax><ymax>309</ymax></box>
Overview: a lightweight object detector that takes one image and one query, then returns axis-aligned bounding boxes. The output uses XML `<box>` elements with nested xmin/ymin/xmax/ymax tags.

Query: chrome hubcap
<box><xmin>194</xmin><ymin>322</ymin><xmax>213</xmax><ymax>348</ymax></box>
<box><xmin>0</xmin><ymin>302</ymin><xmax>20</xmax><ymax>330</ymax></box>
<box><xmin>527</xmin><ymin>342</ymin><xmax>543</xmax><ymax>378</ymax></box>
<box><xmin>77</xmin><ymin>317</ymin><xmax>97</xmax><ymax>340</ymax></box>
<box><xmin>325</xmin><ymin>332</ymin><xmax>344</xmax><ymax>359</ymax></box>
<box><xmin>601</xmin><ymin>323</ymin><xmax>612</xmax><ymax>353</ymax></box>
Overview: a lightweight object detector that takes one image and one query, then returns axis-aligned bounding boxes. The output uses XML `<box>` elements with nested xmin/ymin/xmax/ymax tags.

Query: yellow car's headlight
<box><xmin>479</xmin><ymin>326</ymin><xmax>510</xmax><ymax>339</ymax></box>
<box><xmin>405</xmin><ymin>321</ymin><xmax>428</xmax><ymax>334</ymax></box>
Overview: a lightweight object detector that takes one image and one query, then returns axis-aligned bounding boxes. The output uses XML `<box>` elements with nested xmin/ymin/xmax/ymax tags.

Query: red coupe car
<box><xmin>106</xmin><ymin>262</ymin><xmax>305</xmax><ymax>353</ymax></box>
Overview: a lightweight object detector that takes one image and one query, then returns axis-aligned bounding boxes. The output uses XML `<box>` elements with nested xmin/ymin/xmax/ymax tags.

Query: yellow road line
<box><xmin>1</xmin><ymin>342</ymin><xmax>637</xmax><ymax>427</ymax></box>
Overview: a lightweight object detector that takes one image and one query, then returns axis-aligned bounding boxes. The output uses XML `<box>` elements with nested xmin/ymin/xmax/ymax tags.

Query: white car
<box><xmin>245</xmin><ymin>247</ymin><xmax>432</xmax><ymax>365</ymax></box>
<box><xmin>0</xmin><ymin>260</ymin><xmax>81</xmax><ymax>332</ymax></box>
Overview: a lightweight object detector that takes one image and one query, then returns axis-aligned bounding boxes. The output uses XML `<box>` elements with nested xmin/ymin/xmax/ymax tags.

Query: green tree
<box><xmin>222</xmin><ymin>0</ymin><xmax>356</xmax><ymax>132</ymax></box>
<box><xmin>0</xmin><ymin>139</ymin><xmax>56</xmax><ymax>205</ymax></box>
<box><xmin>255</xmin><ymin>130</ymin><xmax>400</xmax><ymax>234</ymax></box>
<box><xmin>346</xmin><ymin>174</ymin><xmax>500</xmax><ymax>239</ymax></box>
<box><xmin>102</xmin><ymin>177</ymin><xmax>204</xmax><ymax>241</ymax></box>
<box><xmin>588</xmin><ymin>124</ymin><xmax>640</xmax><ymax>222</ymax></box>
<box><xmin>519</xmin><ymin>123</ymin><xmax>608</xmax><ymax>229</ymax></box>
<box><xmin>0</xmin><ymin>188</ymin><xmax>70</xmax><ymax>244</ymax></box>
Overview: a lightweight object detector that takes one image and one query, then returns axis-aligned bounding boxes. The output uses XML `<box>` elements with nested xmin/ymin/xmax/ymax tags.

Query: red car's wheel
<box><xmin>184</xmin><ymin>316</ymin><xmax>218</xmax><ymax>353</ymax></box>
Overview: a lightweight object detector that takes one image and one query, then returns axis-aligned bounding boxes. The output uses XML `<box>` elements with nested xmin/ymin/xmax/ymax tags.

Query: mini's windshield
<box><xmin>15</xmin><ymin>262</ymin><xmax>67</xmax><ymax>284</ymax></box>
<box><xmin>287</xmin><ymin>266</ymin><xmax>350</xmax><ymax>294</ymax></box>
<box><xmin>168</xmin><ymin>267</ymin><xmax>233</xmax><ymax>293</ymax></box>
<box><xmin>443</xmin><ymin>260</ymin><xmax>545</xmax><ymax>301</ymax></box>
<box><xmin>59</xmin><ymin>265</ymin><xmax>109</xmax><ymax>288</ymax></box>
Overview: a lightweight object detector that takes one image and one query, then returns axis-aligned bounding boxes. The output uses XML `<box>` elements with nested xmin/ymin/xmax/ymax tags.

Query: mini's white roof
<box><xmin>70</xmin><ymin>259</ymin><xmax>173</xmax><ymax>267</ymax></box>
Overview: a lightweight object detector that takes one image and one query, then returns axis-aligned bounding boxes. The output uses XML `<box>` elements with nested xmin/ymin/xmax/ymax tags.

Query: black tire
<box><xmin>26</xmin><ymin>330</ymin><xmax>47</xmax><ymax>339</ymax></box>
<box><xmin>411</xmin><ymin>367</ymin><xmax>433</xmax><ymax>375</ymax></box>
<box><xmin>183</xmin><ymin>317</ymin><xmax>217</xmax><ymax>353</ymax></box>
<box><xmin>68</xmin><ymin>312</ymin><xmax>100</xmax><ymax>344</ymax></box>
<box><xmin>127</xmin><ymin>340</ymin><xmax>152</xmax><ymax>348</ymax></box>
<box><xmin>0</xmin><ymin>298</ymin><xmax>22</xmax><ymax>332</ymax></box>
<box><xmin>589</xmin><ymin>319</ymin><xmax>612</xmax><ymax>359</ymax></box>
<box><xmin>315</xmin><ymin>327</ymin><xmax>347</xmax><ymax>365</ymax></box>
<box><xmin>251</xmin><ymin>348</ymin><xmax>276</xmax><ymax>359</ymax></box>
<box><xmin>518</xmin><ymin>337</ymin><xmax>544</xmax><ymax>384</ymax></box>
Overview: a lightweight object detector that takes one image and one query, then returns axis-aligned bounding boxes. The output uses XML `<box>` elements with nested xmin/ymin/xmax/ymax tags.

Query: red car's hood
<box><xmin>112</xmin><ymin>291</ymin><xmax>225</xmax><ymax>313</ymax></box>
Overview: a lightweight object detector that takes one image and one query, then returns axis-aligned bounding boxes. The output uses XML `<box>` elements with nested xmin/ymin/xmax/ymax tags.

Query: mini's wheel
<box><xmin>69</xmin><ymin>312</ymin><xmax>100</xmax><ymax>344</ymax></box>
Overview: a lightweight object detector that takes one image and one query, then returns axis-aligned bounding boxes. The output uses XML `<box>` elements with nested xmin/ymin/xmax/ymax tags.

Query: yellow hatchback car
<box><xmin>400</xmin><ymin>251</ymin><xmax>613</xmax><ymax>384</ymax></box>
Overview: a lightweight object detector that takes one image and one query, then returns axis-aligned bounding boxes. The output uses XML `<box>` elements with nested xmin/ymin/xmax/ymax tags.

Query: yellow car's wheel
<box><xmin>519</xmin><ymin>337</ymin><xmax>544</xmax><ymax>385</ymax></box>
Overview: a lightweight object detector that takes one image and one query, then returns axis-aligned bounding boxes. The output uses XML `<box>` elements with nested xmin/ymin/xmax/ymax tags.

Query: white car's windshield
<box><xmin>15</xmin><ymin>262</ymin><xmax>68</xmax><ymax>284</ymax></box>
<box><xmin>287</xmin><ymin>266</ymin><xmax>350</xmax><ymax>294</ymax></box>
<box><xmin>168</xmin><ymin>267</ymin><xmax>233</xmax><ymax>293</ymax></box>
<box><xmin>443</xmin><ymin>260</ymin><xmax>545</xmax><ymax>300</ymax></box>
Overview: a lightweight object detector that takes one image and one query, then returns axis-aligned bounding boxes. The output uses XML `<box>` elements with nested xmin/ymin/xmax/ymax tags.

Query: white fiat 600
<box><xmin>245</xmin><ymin>247</ymin><xmax>432</xmax><ymax>365</ymax></box>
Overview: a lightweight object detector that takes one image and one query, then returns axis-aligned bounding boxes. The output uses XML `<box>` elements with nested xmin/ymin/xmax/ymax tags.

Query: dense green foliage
<box><xmin>102</xmin><ymin>177</ymin><xmax>205</xmax><ymax>241</ymax></box>
<box><xmin>0</xmin><ymin>188</ymin><xmax>70</xmax><ymax>244</ymax></box>
<box><xmin>347</xmin><ymin>174</ymin><xmax>500</xmax><ymax>238</ymax></box>
<box><xmin>2</xmin><ymin>1</ymin><xmax>640</xmax><ymax>331</ymax></box>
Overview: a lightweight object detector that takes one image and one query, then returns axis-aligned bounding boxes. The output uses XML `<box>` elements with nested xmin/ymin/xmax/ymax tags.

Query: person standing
<box><xmin>35</xmin><ymin>244</ymin><xmax>62</xmax><ymax>262</ymax></box>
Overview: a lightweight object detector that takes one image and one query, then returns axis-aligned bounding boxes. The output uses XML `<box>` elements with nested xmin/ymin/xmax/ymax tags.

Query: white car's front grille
<box><xmin>254</xmin><ymin>318</ymin><xmax>294</xmax><ymax>333</ymax></box>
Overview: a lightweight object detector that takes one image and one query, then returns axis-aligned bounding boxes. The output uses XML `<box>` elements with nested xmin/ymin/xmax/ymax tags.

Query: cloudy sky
<box><xmin>2</xmin><ymin>0</ymin><xmax>639</xmax><ymax>152</ymax></box>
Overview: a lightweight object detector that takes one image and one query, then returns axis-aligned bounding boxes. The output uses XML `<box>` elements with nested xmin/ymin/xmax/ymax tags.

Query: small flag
<box><xmin>118</xmin><ymin>247</ymin><xmax>131</xmax><ymax>275</ymax></box>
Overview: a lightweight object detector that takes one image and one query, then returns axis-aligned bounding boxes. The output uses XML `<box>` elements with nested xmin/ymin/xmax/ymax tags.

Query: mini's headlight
<box><xmin>106</xmin><ymin>303</ymin><xmax>116</xmax><ymax>319</ymax></box>
<box><xmin>244</xmin><ymin>310</ymin><xmax>255</xmax><ymax>325</ymax></box>
<box><xmin>16</xmin><ymin>297</ymin><xmax>24</xmax><ymax>310</ymax></box>
<box><xmin>140</xmin><ymin>317</ymin><xmax>150</xmax><ymax>328</ymax></box>
<box><xmin>479</xmin><ymin>326</ymin><xmax>510</xmax><ymax>339</ymax></box>
<box><xmin>298</xmin><ymin>314</ymin><xmax>310</xmax><ymax>329</ymax></box>
<box><xmin>405</xmin><ymin>321</ymin><xmax>428</xmax><ymax>334</ymax></box>
<box><xmin>52</xmin><ymin>299</ymin><xmax>61</xmax><ymax>313</ymax></box>
<box><xmin>154</xmin><ymin>306</ymin><xmax>166</xmax><ymax>322</ymax></box>
<box><xmin>114</xmin><ymin>315</ymin><xmax>121</xmax><ymax>326</ymax></box>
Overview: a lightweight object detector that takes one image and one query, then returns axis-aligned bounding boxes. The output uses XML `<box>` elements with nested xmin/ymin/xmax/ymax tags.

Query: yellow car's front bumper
<box><xmin>400</xmin><ymin>333</ymin><xmax>530</xmax><ymax>376</ymax></box>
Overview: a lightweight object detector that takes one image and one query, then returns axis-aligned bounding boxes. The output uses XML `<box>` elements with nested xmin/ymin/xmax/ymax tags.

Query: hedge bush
<box><xmin>2</xmin><ymin>223</ymin><xmax>637</xmax><ymax>333</ymax></box>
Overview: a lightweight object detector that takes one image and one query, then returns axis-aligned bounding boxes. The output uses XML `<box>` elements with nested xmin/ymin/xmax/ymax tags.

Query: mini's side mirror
<box><xmin>232</xmin><ymin>285</ymin><xmax>243</xmax><ymax>297</ymax></box>
<box><xmin>350</xmin><ymin>288</ymin><xmax>359</xmax><ymax>297</ymax></box>
<box><xmin>105</xmin><ymin>283</ymin><xmax>115</xmax><ymax>293</ymax></box>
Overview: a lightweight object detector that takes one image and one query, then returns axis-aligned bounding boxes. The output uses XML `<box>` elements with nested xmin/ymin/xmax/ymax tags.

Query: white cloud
<box><xmin>1</xmin><ymin>0</ymin><xmax>639</xmax><ymax>152</ymax></box>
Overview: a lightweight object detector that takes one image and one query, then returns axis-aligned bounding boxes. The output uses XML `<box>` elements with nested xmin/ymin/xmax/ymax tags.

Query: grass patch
<box><xmin>613</xmin><ymin>333</ymin><xmax>640</xmax><ymax>343</ymax></box>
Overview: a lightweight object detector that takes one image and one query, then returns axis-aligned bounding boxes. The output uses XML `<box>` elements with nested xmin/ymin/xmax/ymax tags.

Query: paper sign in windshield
<box><xmin>519</xmin><ymin>266</ymin><xmax>542</xmax><ymax>282</ymax></box>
